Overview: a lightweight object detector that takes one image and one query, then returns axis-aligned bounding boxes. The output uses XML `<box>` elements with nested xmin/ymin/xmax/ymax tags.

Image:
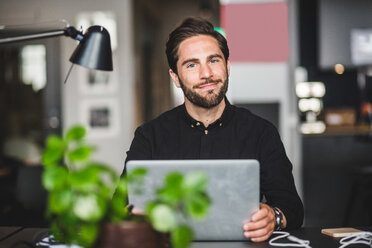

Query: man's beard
<box><xmin>179</xmin><ymin>77</ymin><xmax>228</xmax><ymax>109</ymax></box>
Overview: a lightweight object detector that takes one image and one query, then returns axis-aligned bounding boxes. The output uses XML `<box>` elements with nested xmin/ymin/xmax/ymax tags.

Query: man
<box><xmin>125</xmin><ymin>17</ymin><xmax>304</xmax><ymax>242</ymax></box>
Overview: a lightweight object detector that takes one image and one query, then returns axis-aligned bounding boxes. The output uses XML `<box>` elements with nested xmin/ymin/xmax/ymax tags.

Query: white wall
<box><xmin>0</xmin><ymin>0</ymin><xmax>135</xmax><ymax>174</ymax></box>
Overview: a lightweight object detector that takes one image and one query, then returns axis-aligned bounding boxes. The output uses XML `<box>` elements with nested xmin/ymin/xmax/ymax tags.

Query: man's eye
<box><xmin>210</xmin><ymin>58</ymin><xmax>220</xmax><ymax>63</ymax></box>
<box><xmin>187</xmin><ymin>63</ymin><xmax>196</xmax><ymax>68</ymax></box>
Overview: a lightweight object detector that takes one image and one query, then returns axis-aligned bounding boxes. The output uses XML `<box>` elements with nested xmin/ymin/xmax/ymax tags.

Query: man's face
<box><xmin>169</xmin><ymin>35</ymin><xmax>230</xmax><ymax>109</ymax></box>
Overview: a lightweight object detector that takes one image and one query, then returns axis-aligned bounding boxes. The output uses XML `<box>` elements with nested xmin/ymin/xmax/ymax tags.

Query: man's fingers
<box><xmin>243</xmin><ymin>216</ymin><xmax>270</xmax><ymax>231</ymax></box>
<box><xmin>249</xmin><ymin>230</ymin><xmax>274</xmax><ymax>243</ymax></box>
<box><xmin>244</xmin><ymin>216</ymin><xmax>275</xmax><ymax>232</ymax></box>
<box><xmin>243</xmin><ymin>223</ymin><xmax>274</xmax><ymax>242</ymax></box>
<box><xmin>131</xmin><ymin>206</ymin><xmax>144</xmax><ymax>215</ymax></box>
<box><xmin>242</xmin><ymin>203</ymin><xmax>277</xmax><ymax>242</ymax></box>
<box><xmin>243</xmin><ymin>208</ymin><xmax>274</xmax><ymax>231</ymax></box>
<box><xmin>250</xmin><ymin>207</ymin><xmax>269</xmax><ymax>222</ymax></box>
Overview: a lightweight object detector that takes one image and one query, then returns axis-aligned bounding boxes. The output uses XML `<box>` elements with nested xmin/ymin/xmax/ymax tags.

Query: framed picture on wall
<box><xmin>79</xmin><ymin>98</ymin><xmax>120</xmax><ymax>138</ymax></box>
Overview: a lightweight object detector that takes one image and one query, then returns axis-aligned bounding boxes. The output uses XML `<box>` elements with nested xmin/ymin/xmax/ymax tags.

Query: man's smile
<box><xmin>194</xmin><ymin>79</ymin><xmax>222</xmax><ymax>91</ymax></box>
<box><xmin>197</xmin><ymin>83</ymin><xmax>218</xmax><ymax>92</ymax></box>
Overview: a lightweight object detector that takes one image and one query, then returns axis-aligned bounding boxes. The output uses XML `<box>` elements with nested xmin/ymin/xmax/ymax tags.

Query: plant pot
<box><xmin>93</xmin><ymin>221</ymin><xmax>168</xmax><ymax>248</ymax></box>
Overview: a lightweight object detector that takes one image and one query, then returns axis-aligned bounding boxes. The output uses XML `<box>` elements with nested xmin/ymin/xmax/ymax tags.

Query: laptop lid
<box><xmin>125</xmin><ymin>159</ymin><xmax>259</xmax><ymax>241</ymax></box>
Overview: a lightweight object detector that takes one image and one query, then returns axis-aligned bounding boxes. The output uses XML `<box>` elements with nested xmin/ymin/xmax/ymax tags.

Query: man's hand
<box><xmin>242</xmin><ymin>203</ymin><xmax>276</xmax><ymax>242</ymax></box>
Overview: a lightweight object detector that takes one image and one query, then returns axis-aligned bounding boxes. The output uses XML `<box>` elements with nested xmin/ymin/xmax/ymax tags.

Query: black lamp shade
<box><xmin>69</xmin><ymin>25</ymin><xmax>113</xmax><ymax>71</ymax></box>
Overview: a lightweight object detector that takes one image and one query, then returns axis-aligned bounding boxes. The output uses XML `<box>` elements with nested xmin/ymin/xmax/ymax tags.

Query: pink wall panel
<box><xmin>221</xmin><ymin>2</ymin><xmax>289</xmax><ymax>62</ymax></box>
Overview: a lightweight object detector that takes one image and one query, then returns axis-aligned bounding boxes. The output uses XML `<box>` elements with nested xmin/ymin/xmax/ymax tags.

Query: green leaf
<box><xmin>171</xmin><ymin>225</ymin><xmax>194</xmax><ymax>248</ymax></box>
<box><xmin>114</xmin><ymin>177</ymin><xmax>128</xmax><ymax>196</ymax></box>
<box><xmin>58</xmin><ymin>209</ymin><xmax>79</xmax><ymax>232</ymax></box>
<box><xmin>110</xmin><ymin>177</ymin><xmax>128</xmax><ymax>221</ymax></box>
<box><xmin>88</xmin><ymin>163</ymin><xmax>117</xmax><ymax>178</ymax></box>
<box><xmin>73</xmin><ymin>194</ymin><xmax>106</xmax><ymax>222</ymax></box>
<box><xmin>65</xmin><ymin>125</ymin><xmax>86</xmax><ymax>141</ymax></box>
<box><xmin>68</xmin><ymin>145</ymin><xmax>93</xmax><ymax>162</ymax></box>
<box><xmin>77</xmin><ymin>223</ymin><xmax>99</xmax><ymax>247</ymax></box>
<box><xmin>145</xmin><ymin>201</ymin><xmax>157</xmax><ymax>215</ymax></box>
<box><xmin>64</xmin><ymin>217</ymin><xmax>79</xmax><ymax>245</ymax></box>
<box><xmin>184</xmin><ymin>193</ymin><xmax>210</xmax><ymax>220</ymax></box>
<box><xmin>69</xmin><ymin>167</ymin><xmax>99</xmax><ymax>192</ymax></box>
<box><xmin>85</xmin><ymin>163</ymin><xmax>117</xmax><ymax>188</ymax></box>
<box><xmin>156</xmin><ymin>173</ymin><xmax>183</xmax><ymax>205</ymax></box>
<box><xmin>46</xmin><ymin>135</ymin><xmax>64</xmax><ymax>149</ymax></box>
<box><xmin>165</xmin><ymin>173</ymin><xmax>183</xmax><ymax>188</ymax></box>
<box><xmin>126</xmin><ymin>167</ymin><xmax>147</xmax><ymax>182</ymax></box>
<box><xmin>182</xmin><ymin>171</ymin><xmax>208</xmax><ymax>193</ymax></box>
<box><xmin>109</xmin><ymin>195</ymin><xmax>129</xmax><ymax>221</ymax></box>
<box><xmin>49</xmin><ymin>190</ymin><xmax>73</xmax><ymax>214</ymax></box>
<box><xmin>149</xmin><ymin>204</ymin><xmax>177</xmax><ymax>232</ymax></box>
<box><xmin>42</xmin><ymin>135</ymin><xmax>65</xmax><ymax>166</ymax></box>
<box><xmin>42</xmin><ymin>166</ymin><xmax>68</xmax><ymax>191</ymax></box>
<box><xmin>50</xmin><ymin>221</ymin><xmax>64</xmax><ymax>243</ymax></box>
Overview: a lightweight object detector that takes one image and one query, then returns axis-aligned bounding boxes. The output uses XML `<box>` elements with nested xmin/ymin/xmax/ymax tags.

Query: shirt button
<box><xmin>204</xmin><ymin>130</ymin><xmax>208</xmax><ymax>135</ymax></box>
<box><xmin>219</xmin><ymin>123</ymin><xmax>222</xmax><ymax>127</ymax></box>
<box><xmin>196</xmin><ymin>122</ymin><xmax>201</xmax><ymax>126</ymax></box>
<box><xmin>191</xmin><ymin>124</ymin><xmax>194</xmax><ymax>128</ymax></box>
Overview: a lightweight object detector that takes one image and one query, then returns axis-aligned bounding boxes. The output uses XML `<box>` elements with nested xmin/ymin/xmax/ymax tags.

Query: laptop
<box><xmin>125</xmin><ymin>159</ymin><xmax>260</xmax><ymax>241</ymax></box>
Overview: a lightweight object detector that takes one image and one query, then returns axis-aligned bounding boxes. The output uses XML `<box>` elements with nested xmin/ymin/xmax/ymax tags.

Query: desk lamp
<box><xmin>0</xmin><ymin>24</ymin><xmax>113</xmax><ymax>73</ymax></box>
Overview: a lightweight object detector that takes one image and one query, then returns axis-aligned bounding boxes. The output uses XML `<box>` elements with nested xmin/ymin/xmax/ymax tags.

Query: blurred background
<box><xmin>0</xmin><ymin>0</ymin><xmax>372</xmax><ymax>228</ymax></box>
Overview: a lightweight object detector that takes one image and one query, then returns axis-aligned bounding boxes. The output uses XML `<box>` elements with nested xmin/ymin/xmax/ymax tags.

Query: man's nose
<box><xmin>199</xmin><ymin>64</ymin><xmax>212</xmax><ymax>79</ymax></box>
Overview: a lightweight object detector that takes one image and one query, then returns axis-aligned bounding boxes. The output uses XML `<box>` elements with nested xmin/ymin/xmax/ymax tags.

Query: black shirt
<box><xmin>125</xmin><ymin>100</ymin><xmax>304</xmax><ymax>229</ymax></box>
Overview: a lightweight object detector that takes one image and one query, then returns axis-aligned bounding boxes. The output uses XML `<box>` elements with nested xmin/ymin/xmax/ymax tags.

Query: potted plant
<box><xmin>41</xmin><ymin>125</ymin><xmax>210</xmax><ymax>248</ymax></box>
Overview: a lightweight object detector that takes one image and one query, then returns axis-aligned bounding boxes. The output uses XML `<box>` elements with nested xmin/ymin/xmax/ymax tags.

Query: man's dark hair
<box><xmin>166</xmin><ymin>17</ymin><xmax>229</xmax><ymax>74</ymax></box>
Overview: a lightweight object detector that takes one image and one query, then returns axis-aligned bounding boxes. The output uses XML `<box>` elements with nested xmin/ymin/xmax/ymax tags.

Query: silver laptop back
<box><xmin>126</xmin><ymin>159</ymin><xmax>259</xmax><ymax>241</ymax></box>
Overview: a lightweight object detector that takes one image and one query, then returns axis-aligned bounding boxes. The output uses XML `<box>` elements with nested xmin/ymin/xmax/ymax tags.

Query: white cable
<box><xmin>269</xmin><ymin>231</ymin><xmax>312</xmax><ymax>248</ymax></box>
<box><xmin>35</xmin><ymin>235</ymin><xmax>83</xmax><ymax>248</ymax></box>
<box><xmin>339</xmin><ymin>232</ymin><xmax>372</xmax><ymax>248</ymax></box>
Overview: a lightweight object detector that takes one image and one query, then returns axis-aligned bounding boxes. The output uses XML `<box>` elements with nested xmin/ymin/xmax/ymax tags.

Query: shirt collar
<box><xmin>182</xmin><ymin>97</ymin><xmax>234</xmax><ymax>129</ymax></box>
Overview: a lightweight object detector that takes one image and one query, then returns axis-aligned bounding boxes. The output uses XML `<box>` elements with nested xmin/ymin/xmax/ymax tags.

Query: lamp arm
<box><xmin>0</xmin><ymin>26</ymin><xmax>83</xmax><ymax>44</ymax></box>
<box><xmin>0</xmin><ymin>24</ymin><xmax>113</xmax><ymax>71</ymax></box>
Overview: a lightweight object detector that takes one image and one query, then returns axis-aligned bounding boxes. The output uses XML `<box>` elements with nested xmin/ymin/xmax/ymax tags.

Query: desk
<box><xmin>0</xmin><ymin>227</ymin><xmax>46</xmax><ymax>248</ymax></box>
<box><xmin>0</xmin><ymin>226</ymin><xmax>22</xmax><ymax>241</ymax></box>
<box><xmin>190</xmin><ymin>228</ymin><xmax>347</xmax><ymax>248</ymax></box>
<box><xmin>0</xmin><ymin>227</ymin><xmax>370</xmax><ymax>248</ymax></box>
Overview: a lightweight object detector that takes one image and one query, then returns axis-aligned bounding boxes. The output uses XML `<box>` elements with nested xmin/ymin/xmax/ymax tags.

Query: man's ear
<box><xmin>169</xmin><ymin>69</ymin><xmax>181</xmax><ymax>88</ymax></box>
